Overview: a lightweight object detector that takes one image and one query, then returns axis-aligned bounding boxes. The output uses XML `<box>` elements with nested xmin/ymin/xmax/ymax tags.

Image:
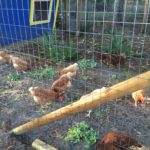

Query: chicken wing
<box><xmin>29</xmin><ymin>87</ymin><xmax>58</xmax><ymax>105</ymax></box>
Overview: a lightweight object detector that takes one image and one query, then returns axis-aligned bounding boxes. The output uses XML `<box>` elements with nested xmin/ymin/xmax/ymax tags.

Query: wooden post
<box><xmin>141</xmin><ymin>0</ymin><xmax>149</xmax><ymax>33</ymax></box>
<box><xmin>32</xmin><ymin>139</ymin><xmax>58</xmax><ymax>150</ymax></box>
<box><xmin>53</xmin><ymin>0</ymin><xmax>60</xmax><ymax>30</ymax></box>
<box><xmin>76</xmin><ymin>0</ymin><xmax>83</xmax><ymax>36</ymax></box>
<box><xmin>11</xmin><ymin>71</ymin><xmax>150</xmax><ymax>135</ymax></box>
<box><xmin>117</xmin><ymin>0</ymin><xmax>125</xmax><ymax>25</ymax></box>
<box><xmin>63</xmin><ymin>0</ymin><xmax>67</xmax><ymax>30</ymax></box>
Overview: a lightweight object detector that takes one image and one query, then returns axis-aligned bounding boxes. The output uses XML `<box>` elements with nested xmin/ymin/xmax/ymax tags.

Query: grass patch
<box><xmin>78</xmin><ymin>59</ymin><xmax>97</xmax><ymax>69</ymax></box>
<box><xmin>7</xmin><ymin>73</ymin><xmax>21</xmax><ymax>81</ymax></box>
<box><xmin>65</xmin><ymin>121</ymin><xmax>98</xmax><ymax>148</ymax></box>
<box><xmin>103</xmin><ymin>31</ymin><xmax>133</xmax><ymax>56</ymax></box>
<box><xmin>29</xmin><ymin>68</ymin><xmax>56</xmax><ymax>80</ymax></box>
<box><xmin>38</xmin><ymin>33</ymin><xmax>77</xmax><ymax>62</ymax></box>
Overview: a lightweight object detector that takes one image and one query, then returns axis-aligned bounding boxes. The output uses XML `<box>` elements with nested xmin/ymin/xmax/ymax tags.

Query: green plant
<box><xmin>104</xmin><ymin>31</ymin><xmax>132</xmax><ymax>56</ymax></box>
<box><xmin>111</xmin><ymin>71</ymin><xmax>133</xmax><ymax>80</ymax></box>
<box><xmin>78</xmin><ymin>59</ymin><xmax>97</xmax><ymax>69</ymax></box>
<box><xmin>7</xmin><ymin>73</ymin><xmax>21</xmax><ymax>81</ymax></box>
<box><xmin>120</xmin><ymin>71</ymin><xmax>133</xmax><ymax>78</ymax></box>
<box><xmin>141</xmin><ymin>64</ymin><xmax>149</xmax><ymax>70</ymax></box>
<box><xmin>65</xmin><ymin>121</ymin><xmax>98</xmax><ymax>148</ymax></box>
<box><xmin>29</xmin><ymin>68</ymin><xmax>56</xmax><ymax>80</ymax></box>
<box><xmin>80</xmin><ymin>23</ymin><xmax>93</xmax><ymax>32</ymax></box>
<box><xmin>39</xmin><ymin>33</ymin><xmax>77</xmax><ymax>62</ymax></box>
<box><xmin>95</xmin><ymin>109</ymin><xmax>109</xmax><ymax>117</ymax></box>
<box><xmin>111</xmin><ymin>74</ymin><xmax>118</xmax><ymax>80</ymax></box>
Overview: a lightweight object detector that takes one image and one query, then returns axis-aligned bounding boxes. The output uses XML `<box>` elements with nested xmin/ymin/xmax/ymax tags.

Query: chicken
<box><xmin>50</xmin><ymin>72</ymin><xmax>73</xmax><ymax>101</ymax></box>
<box><xmin>51</xmin><ymin>72</ymin><xmax>72</xmax><ymax>94</ymax></box>
<box><xmin>132</xmin><ymin>90</ymin><xmax>145</xmax><ymax>107</ymax></box>
<box><xmin>97</xmin><ymin>142</ymin><xmax>119</xmax><ymax>150</ymax></box>
<box><xmin>9</xmin><ymin>55</ymin><xmax>29</xmax><ymax>73</ymax></box>
<box><xmin>102</xmin><ymin>53</ymin><xmax>126</xmax><ymax>66</ymax></box>
<box><xmin>97</xmin><ymin>131</ymin><xmax>142</xmax><ymax>150</ymax></box>
<box><xmin>29</xmin><ymin>87</ymin><xmax>58</xmax><ymax>105</ymax></box>
<box><xmin>0</xmin><ymin>51</ymin><xmax>12</xmax><ymax>64</ymax></box>
<box><xmin>57</xmin><ymin>63</ymin><xmax>79</xmax><ymax>77</ymax></box>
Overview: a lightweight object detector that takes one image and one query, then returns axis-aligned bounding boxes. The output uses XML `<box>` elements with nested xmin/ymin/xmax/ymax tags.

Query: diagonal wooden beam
<box><xmin>11</xmin><ymin>70</ymin><xmax>150</xmax><ymax>135</ymax></box>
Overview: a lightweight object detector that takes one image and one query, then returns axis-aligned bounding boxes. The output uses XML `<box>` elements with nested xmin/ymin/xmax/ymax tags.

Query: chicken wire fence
<box><xmin>0</xmin><ymin>0</ymin><xmax>150</xmax><ymax>150</ymax></box>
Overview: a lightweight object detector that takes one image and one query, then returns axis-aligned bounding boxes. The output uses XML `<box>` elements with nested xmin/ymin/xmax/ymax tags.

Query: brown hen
<box><xmin>29</xmin><ymin>87</ymin><xmax>58</xmax><ymax>105</ymax></box>
<box><xmin>0</xmin><ymin>51</ymin><xmax>12</xmax><ymax>64</ymax></box>
<box><xmin>97</xmin><ymin>142</ymin><xmax>119</xmax><ymax>150</ymax></box>
<box><xmin>97</xmin><ymin>131</ymin><xmax>142</xmax><ymax>150</ymax></box>
<box><xmin>102</xmin><ymin>53</ymin><xmax>126</xmax><ymax>66</ymax></box>
<box><xmin>51</xmin><ymin>72</ymin><xmax>72</xmax><ymax>95</ymax></box>
<box><xmin>10</xmin><ymin>55</ymin><xmax>30</xmax><ymax>72</ymax></box>
<box><xmin>57</xmin><ymin>63</ymin><xmax>79</xmax><ymax>77</ymax></box>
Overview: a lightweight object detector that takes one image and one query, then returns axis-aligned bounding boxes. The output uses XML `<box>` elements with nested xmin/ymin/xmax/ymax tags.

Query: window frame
<box><xmin>52</xmin><ymin>0</ymin><xmax>60</xmax><ymax>30</ymax></box>
<box><xmin>30</xmin><ymin>0</ymin><xmax>53</xmax><ymax>26</ymax></box>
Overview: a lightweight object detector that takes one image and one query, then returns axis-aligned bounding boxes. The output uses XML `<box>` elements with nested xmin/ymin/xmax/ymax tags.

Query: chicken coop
<box><xmin>0</xmin><ymin>0</ymin><xmax>59</xmax><ymax>46</ymax></box>
<box><xmin>0</xmin><ymin>0</ymin><xmax>150</xmax><ymax>150</ymax></box>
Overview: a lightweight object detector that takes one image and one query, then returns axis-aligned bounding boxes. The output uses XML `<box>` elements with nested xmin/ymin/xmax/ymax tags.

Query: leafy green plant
<box><xmin>7</xmin><ymin>73</ymin><xmax>21</xmax><ymax>81</ymax></box>
<box><xmin>29</xmin><ymin>68</ymin><xmax>56</xmax><ymax>80</ymax></box>
<box><xmin>111</xmin><ymin>74</ymin><xmax>118</xmax><ymax>80</ymax></box>
<box><xmin>65</xmin><ymin>121</ymin><xmax>98</xmax><ymax>148</ymax></box>
<box><xmin>78</xmin><ymin>59</ymin><xmax>97</xmax><ymax>69</ymax></box>
<box><xmin>104</xmin><ymin>31</ymin><xmax>132</xmax><ymax>56</ymax></box>
<box><xmin>39</xmin><ymin>33</ymin><xmax>77</xmax><ymax>62</ymax></box>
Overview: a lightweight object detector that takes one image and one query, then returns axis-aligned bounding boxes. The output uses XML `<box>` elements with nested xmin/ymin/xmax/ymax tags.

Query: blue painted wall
<box><xmin>0</xmin><ymin>0</ymin><xmax>55</xmax><ymax>46</ymax></box>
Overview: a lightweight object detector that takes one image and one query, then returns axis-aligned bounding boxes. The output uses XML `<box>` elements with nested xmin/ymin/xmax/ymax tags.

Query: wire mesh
<box><xmin>0</xmin><ymin>0</ymin><xmax>150</xmax><ymax>150</ymax></box>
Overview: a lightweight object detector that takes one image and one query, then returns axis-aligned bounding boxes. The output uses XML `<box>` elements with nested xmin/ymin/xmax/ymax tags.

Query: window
<box><xmin>30</xmin><ymin>0</ymin><xmax>53</xmax><ymax>25</ymax></box>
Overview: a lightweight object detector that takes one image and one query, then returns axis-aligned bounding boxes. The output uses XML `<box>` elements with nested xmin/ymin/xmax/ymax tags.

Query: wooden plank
<box><xmin>63</xmin><ymin>0</ymin><xmax>67</xmax><ymax>29</ymax></box>
<box><xmin>11</xmin><ymin>70</ymin><xmax>150</xmax><ymax>135</ymax></box>
<box><xmin>32</xmin><ymin>139</ymin><xmax>58</xmax><ymax>150</ymax></box>
<box><xmin>76</xmin><ymin>0</ymin><xmax>83</xmax><ymax>36</ymax></box>
<box><xmin>140</xmin><ymin>0</ymin><xmax>149</xmax><ymax>33</ymax></box>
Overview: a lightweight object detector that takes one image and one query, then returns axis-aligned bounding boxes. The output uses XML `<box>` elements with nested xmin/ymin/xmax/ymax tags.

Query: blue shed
<box><xmin>0</xmin><ymin>0</ymin><xmax>59</xmax><ymax>46</ymax></box>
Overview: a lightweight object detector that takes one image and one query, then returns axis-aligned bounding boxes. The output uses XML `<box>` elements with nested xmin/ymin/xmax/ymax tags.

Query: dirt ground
<box><xmin>0</xmin><ymin>58</ymin><xmax>150</xmax><ymax>150</ymax></box>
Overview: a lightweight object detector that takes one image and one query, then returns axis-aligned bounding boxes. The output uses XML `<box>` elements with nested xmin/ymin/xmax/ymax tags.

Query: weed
<box><xmin>111</xmin><ymin>71</ymin><xmax>133</xmax><ymax>80</ymax></box>
<box><xmin>95</xmin><ymin>109</ymin><xmax>108</xmax><ymax>118</ymax></box>
<box><xmin>120</xmin><ymin>71</ymin><xmax>133</xmax><ymax>78</ymax></box>
<box><xmin>78</xmin><ymin>59</ymin><xmax>97</xmax><ymax>69</ymax></box>
<box><xmin>65</xmin><ymin>121</ymin><xmax>98</xmax><ymax>148</ymax></box>
<box><xmin>80</xmin><ymin>23</ymin><xmax>93</xmax><ymax>32</ymax></box>
<box><xmin>141</xmin><ymin>64</ymin><xmax>149</xmax><ymax>70</ymax></box>
<box><xmin>7</xmin><ymin>73</ymin><xmax>21</xmax><ymax>81</ymax></box>
<box><xmin>111</xmin><ymin>74</ymin><xmax>118</xmax><ymax>80</ymax></box>
<box><xmin>38</xmin><ymin>33</ymin><xmax>77</xmax><ymax>62</ymax></box>
<box><xmin>104</xmin><ymin>31</ymin><xmax>133</xmax><ymax>56</ymax></box>
<box><xmin>14</xmin><ymin>94</ymin><xmax>22</xmax><ymax>101</ymax></box>
<box><xmin>29</xmin><ymin>68</ymin><xmax>56</xmax><ymax>80</ymax></box>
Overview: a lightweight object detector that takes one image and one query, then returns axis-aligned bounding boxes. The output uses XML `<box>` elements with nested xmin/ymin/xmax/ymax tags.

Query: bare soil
<box><xmin>0</xmin><ymin>58</ymin><xmax>150</xmax><ymax>150</ymax></box>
